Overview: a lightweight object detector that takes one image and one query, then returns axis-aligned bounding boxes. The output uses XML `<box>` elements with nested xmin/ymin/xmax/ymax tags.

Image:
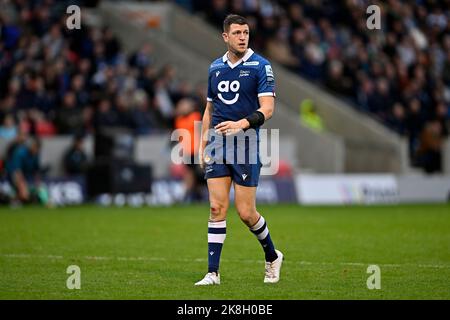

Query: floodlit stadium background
<box><xmin>0</xmin><ymin>0</ymin><xmax>449</xmax><ymax>299</ymax></box>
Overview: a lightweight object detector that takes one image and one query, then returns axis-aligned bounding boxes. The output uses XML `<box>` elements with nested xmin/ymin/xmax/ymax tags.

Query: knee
<box><xmin>209</xmin><ymin>201</ymin><xmax>228</xmax><ymax>220</ymax></box>
<box><xmin>236</xmin><ymin>205</ymin><xmax>258</xmax><ymax>226</ymax></box>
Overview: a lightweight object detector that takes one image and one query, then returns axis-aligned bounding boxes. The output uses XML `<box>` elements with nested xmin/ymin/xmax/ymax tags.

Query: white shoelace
<box><xmin>265</xmin><ymin>262</ymin><xmax>276</xmax><ymax>279</ymax></box>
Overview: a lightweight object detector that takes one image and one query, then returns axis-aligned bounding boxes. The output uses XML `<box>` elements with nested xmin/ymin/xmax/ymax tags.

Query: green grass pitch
<box><xmin>0</xmin><ymin>204</ymin><xmax>449</xmax><ymax>299</ymax></box>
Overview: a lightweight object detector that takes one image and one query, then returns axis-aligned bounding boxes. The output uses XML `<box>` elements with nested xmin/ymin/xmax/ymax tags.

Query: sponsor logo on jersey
<box><xmin>265</xmin><ymin>65</ymin><xmax>274</xmax><ymax>77</ymax></box>
<box><xmin>217</xmin><ymin>80</ymin><xmax>240</xmax><ymax>105</ymax></box>
<box><xmin>243</xmin><ymin>61</ymin><xmax>259</xmax><ymax>66</ymax></box>
<box><xmin>239</xmin><ymin>70</ymin><xmax>250</xmax><ymax>77</ymax></box>
<box><xmin>210</xmin><ymin>63</ymin><xmax>223</xmax><ymax>69</ymax></box>
<box><xmin>265</xmin><ymin>65</ymin><xmax>274</xmax><ymax>82</ymax></box>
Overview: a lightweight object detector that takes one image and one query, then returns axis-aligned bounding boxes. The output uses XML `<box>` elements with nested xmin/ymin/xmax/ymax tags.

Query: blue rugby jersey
<box><xmin>207</xmin><ymin>48</ymin><xmax>276</xmax><ymax>128</ymax></box>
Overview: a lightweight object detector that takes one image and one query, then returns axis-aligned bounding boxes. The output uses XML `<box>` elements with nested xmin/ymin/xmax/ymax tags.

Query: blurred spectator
<box><xmin>435</xmin><ymin>101</ymin><xmax>449</xmax><ymax>137</ymax></box>
<box><xmin>266</xmin><ymin>30</ymin><xmax>299</xmax><ymax>69</ymax></box>
<box><xmin>325</xmin><ymin>60</ymin><xmax>352</xmax><ymax>96</ymax></box>
<box><xmin>0</xmin><ymin>113</ymin><xmax>18</xmax><ymax>141</ymax></box>
<box><xmin>357</xmin><ymin>76</ymin><xmax>376</xmax><ymax>113</ymax></box>
<box><xmin>71</xmin><ymin>74</ymin><xmax>90</xmax><ymax>108</ymax></box>
<box><xmin>129</xmin><ymin>43</ymin><xmax>154</xmax><ymax>69</ymax></box>
<box><xmin>93</xmin><ymin>98</ymin><xmax>118</xmax><ymax>129</ymax></box>
<box><xmin>386</xmin><ymin>102</ymin><xmax>407</xmax><ymax>136</ymax></box>
<box><xmin>131</xmin><ymin>89</ymin><xmax>157</xmax><ymax>135</ymax></box>
<box><xmin>27</xmin><ymin>109</ymin><xmax>57</xmax><ymax>137</ymax></box>
<box><xmin>205</xmin><ymin>0</ymin><xmax>229</xmax><ymax>29</ymax></box>
<box><xmin>415</xmin><ymin>119</ymin><xmax>444</xmax><ymax>173</ymax></box>
<box><xmin>63</xmin><ymin>134</ymin><xmax>89</xmax><ymax>176</ymax></box>
<box><xmin>406</xmin><ymin>98</ymin><xmax>427</xmax><ymax>161</ymax></box>
<box><xmin>155</xmin><ymin>78</ymin><xmax>175</xmax><ymax>127</ymax></box>
<box><xmin>114</xmin><ymin>93</ymin><xmax>136</xmax><ymax>129</ymax></box>
<box><xmin>4</xmin><ymin>135</ymin><xmax>49</xmax><ymax>205</ymax></box>
<box><xmin>173</xmin><ymin>98</ymin><xmax>203</xmax><ymax>202</ymax></box>
<box><xmin>369</xmin><ymin>78</ymin><xmax>395</xmax><ymax>121</ymax></box>
<box><xmin>55</xmin><ymin>91</ymin><xmax>84</xmax><ymax>135</ymax></box>
<box><xmin>103</xmin><ymin>27</ymin><xmax>121</xmax><ymax>64</ymax></box>
<box><xmin>299</xmin><ymin>99</ymin><xmax>324</xmax><ymax>133</ymax></box>
<box><xmin>0</xmin><ymin>13</ymin><xmax>21</xmax><ymax>50</ymax></box>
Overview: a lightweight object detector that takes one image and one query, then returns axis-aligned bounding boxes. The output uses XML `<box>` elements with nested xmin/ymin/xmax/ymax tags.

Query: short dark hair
<box><xmin>223</xmin><ymin>14</ymin><xmax>248</xmax><ymax>33</ymax></box>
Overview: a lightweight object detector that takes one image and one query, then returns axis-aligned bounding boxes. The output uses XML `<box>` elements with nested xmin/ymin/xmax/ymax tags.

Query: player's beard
<box><xmin>230</xmin><ymin>45</ymin><xmax>247</xmax><ymax>58</ymax></box>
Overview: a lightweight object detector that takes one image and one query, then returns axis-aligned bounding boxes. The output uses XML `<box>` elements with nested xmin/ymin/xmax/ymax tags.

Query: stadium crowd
<box><xmin>1</xmin><ymin>0</ymin><xmax>449</xmax><ymax>173</ymax></box>
<box><xmin>183</xmin><ymin>0</ymin><xmax>450</xmax><ymax>173</ymax></box>
<box><xmin>0</xmin><ymin>0</ymin><xmax>208</xmax><ymax>205</ymax></box>
<box><xmin>0</xmin><ymin>0</ymin><xmax>206</xmax><ymax>141</ymax></box>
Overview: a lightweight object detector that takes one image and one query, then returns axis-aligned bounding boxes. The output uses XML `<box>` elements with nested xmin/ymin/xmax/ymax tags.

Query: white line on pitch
<box><xmin>1</xmin><ymin>253</ymin><xmax>450</xmax><ymax>269</ymax></box>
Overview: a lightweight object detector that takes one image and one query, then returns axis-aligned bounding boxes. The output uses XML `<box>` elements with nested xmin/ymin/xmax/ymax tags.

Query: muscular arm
<box><xmin>215</xmin><ymin>96</ymin><xmax>275</xmax><ymax>133</ymax></box>
<box><xmin>252</xmin><ymin>95</ymin><xmax>275</xmax><ymax>124</ymax></box>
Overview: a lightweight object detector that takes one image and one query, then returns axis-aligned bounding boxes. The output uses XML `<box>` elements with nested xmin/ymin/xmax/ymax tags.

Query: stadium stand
<box><xmin>184</xmin><ymin>0</ymin><xmax>450</xmax><ymax>173</ymax></box>
<box><xmin>0</xmin><ymin>0</ymin><xmax>206</xmax><ymax>140</ymax></box>
<box><xmin>0</xmin><ymin>0</ymin><xmax>449</xmax><ymax>182</ymax></box>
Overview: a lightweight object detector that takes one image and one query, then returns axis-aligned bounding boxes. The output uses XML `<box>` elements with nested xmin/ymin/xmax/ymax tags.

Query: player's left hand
<box><xmin>214</xmin><ymin>120</ymin><xmax>249</xmax><ymax>136</ymax></box>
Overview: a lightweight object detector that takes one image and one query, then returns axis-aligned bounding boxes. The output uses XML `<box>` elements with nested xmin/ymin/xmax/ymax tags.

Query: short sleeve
<box><xmin>257</xmin><ymin>63</ymin><xmax>276</xmax><ymax>97</ymax></box>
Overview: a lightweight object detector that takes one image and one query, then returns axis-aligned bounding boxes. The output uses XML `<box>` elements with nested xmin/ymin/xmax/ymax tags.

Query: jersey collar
<box><xmin>222</xmin><ymin>48</ymin><xmax>254</xmax><ymax>69</ymax></box>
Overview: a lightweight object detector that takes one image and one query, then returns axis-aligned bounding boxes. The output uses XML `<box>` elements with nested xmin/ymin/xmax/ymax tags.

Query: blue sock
<box><xmin>250</xmin><ymin>215</ymin><xmax>278</xmax><ymax>262</ymax></box>
<box><xmin>208</xmin><ymin>220</ymin><xmax>226</xmax><ymax>273</ymax></box>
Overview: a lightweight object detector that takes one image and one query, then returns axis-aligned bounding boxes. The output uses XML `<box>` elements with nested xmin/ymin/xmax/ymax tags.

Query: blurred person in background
<box><xmin>0</xmin><ymin>113</ymin><xmax>18</xmax><ymax>141</ymax></box>
<box><xmin>406</xmin><ymin>98</ymin><xmax>427</xmax><ymax>164</ymax></box>
<box><xmin>131</xmin><ymin>89</ymin><xmax>157</xmax><ymax>135</ymax></box>
<box><xmin>173</xmin><ymin>97</ymin><xmax>203</xmax><ymax>203</ymax></box>
<box><xmin>63</xmin><ymin>134</ymin><xmax>89</xmax><ymax>176</ymax></box>
<box><xmin>386</xmin><ymin>102</ymin><xmax>407</xmax><ymax>136</ymax></box>
<box><xmin>299</xmin><ymin>98</ymin><xmax>324</xmax><ymax>133</ymax></box>
<box><xmin>4</xmin><ymin>135</ymin><xmax>49</xmax><ymax>206</ymax></box>
<box><xmin>93</xmin><ymin>98</ymin><xmax>118</xmax><ymax>129</ymax></box>
<box><xmin>415</xmin><ymin>119</ymin><xmax>445</xmax><ymax>173</ymax></box>
<box><xmin>55</xmin><ymin>91</ymin><xmax>84</xmax><ymax>135</ymax></box>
